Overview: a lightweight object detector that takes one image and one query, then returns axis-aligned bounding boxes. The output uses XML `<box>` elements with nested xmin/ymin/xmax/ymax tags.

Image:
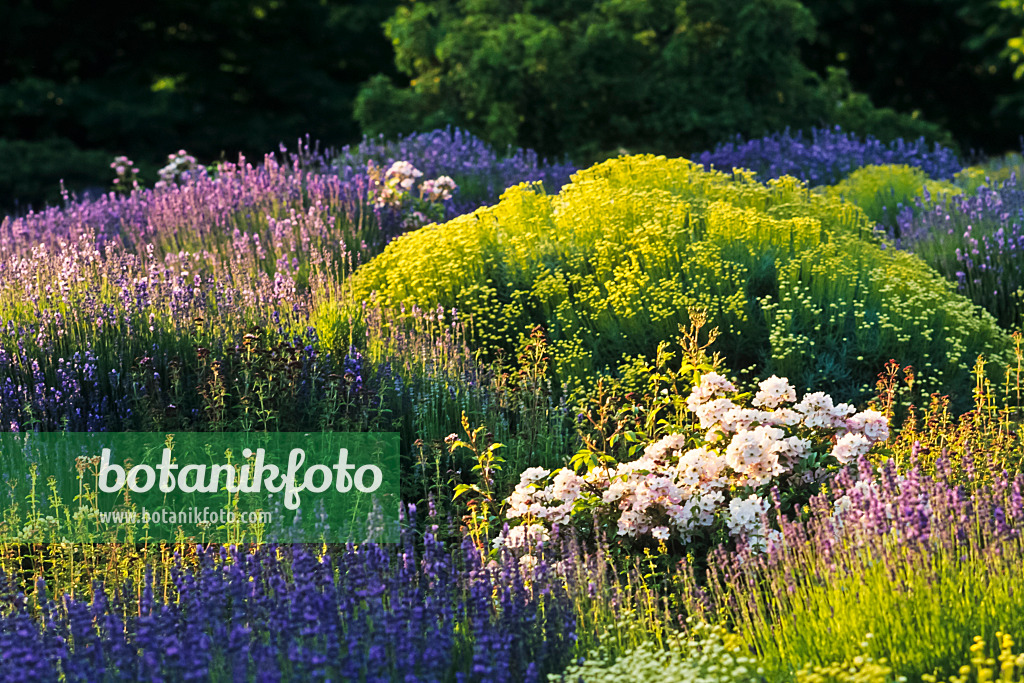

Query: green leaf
<box><xmin>453</xmin><ymin>483</ymin><xmax>481</xmax><ymax>500</ymax></box>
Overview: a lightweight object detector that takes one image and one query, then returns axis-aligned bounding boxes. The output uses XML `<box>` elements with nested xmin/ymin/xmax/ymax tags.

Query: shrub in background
<box><xmin>0</xmin><ymin>1</ymin><xmax>401</xmax><ymax>215</ymax></box>
<box><xmin>823</xmin><ymin>163</ymin><xmax>961</xmax><ymax>230</ymax></box>
<box><xmin>355</xmin><ymin>0</ymin><xmax>947</xmax><ymax>164</ymax></box>
<box><xmin>0</xmin><ymin>138</ymin><xmax>110</xmax><ymax>216</ymax></box>
<box><xmin>345</xmin><ymin>154</ymin><xmax>1012</xmax><ymax>408</ymax></box>
<box><xmin>816</xmin><ymin>67</ymin><xmax>959</xmax><ymax>149</ymax></box>
<box><xmin>799</xmin><ymin>0</ymin><xmax>1023</xmax><ymax>154</ymax></box>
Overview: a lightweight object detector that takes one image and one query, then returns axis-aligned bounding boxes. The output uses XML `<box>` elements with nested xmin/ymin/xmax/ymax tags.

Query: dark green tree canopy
<box><xmin>0</xmin><ymin>0</ymin><xmax>400</xmax><ymax>212</ymax></box>
<box><xmin>799</xmin><ymin>0</ymin><xmax>1023</xmax><ymax>155</ymax></box>
<box><xmin>355</xmin><ymin>0</ymin><xmax>945</xmax><ymax>163</ymax></box>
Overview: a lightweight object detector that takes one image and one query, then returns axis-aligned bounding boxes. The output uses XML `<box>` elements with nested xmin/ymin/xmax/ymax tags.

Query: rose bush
<box><xmin>496</xmin><ymin>372</ymin><xmax>890</xmax><ymax>564</ymax></box>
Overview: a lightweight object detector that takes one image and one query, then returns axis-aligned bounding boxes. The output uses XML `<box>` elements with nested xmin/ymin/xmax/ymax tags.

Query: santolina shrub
<box><xmin>344</xmin><ymin>154</ymin><xmax>1012</xmax><ymax>408</ymax></box>
<box><xmin>823</xmin><ymin>164</ymin><xmax>961</xmax><ymax>230</ymax></box>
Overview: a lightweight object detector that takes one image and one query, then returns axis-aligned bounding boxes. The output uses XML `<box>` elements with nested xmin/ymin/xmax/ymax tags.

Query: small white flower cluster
<box><xmin>156</xmin><ymin>149</ymin><xmax>205</xmax><ymax>189</ymax></box>
<box><xmin>502</xmin><ymin>373</ymin><xmax>890</xmax><ymax>553</ymax></box>
<box><xmin>368</xmin><ymin>161</ymin><xmax>458</xmax><ymax>214</ymax></box>
<box><xmin>504</xmin><ymin>466</ymin><xmax>579</xmax><ymax>525</ymax></box>
<box><xmin>691</xmin><ymin>373</ymin><xmax>888</xmax><ymax>468</ymax></box>
<box><xmin>373</xmin><ymin>160</ymin><xmax>423</xmax><ymax>208</ymax></box>
<box><xmin>551</xmin><ymin>618</ymin><xmax>763</xmax><ymax>683</ymax></box>
<box><xmin>420</xmin><ymin>175</ymin><xmax>457</xmax><ymax>201</ymax></box>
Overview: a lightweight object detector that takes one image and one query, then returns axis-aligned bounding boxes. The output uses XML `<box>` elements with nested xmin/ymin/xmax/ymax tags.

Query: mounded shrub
<box><xmin>823</xmin><ymin>163</ymin><xmax>961</xmax><ymax>231</ymax></box>
<box><xmin>339</xmin><ymin>155</ymin><xmax>1012</xmax><ymax>406</ymax></box>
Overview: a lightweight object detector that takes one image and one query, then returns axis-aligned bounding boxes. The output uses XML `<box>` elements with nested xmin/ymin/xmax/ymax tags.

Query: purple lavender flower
<box><xmin>698</xmin><ymin>126</ymin><xmax>961</xmax><ymax>187</ymax></box>
<box><xmin>0</xmin><ymin>522</ymin><xmax>579</xmax><ymax>680</ymax></box>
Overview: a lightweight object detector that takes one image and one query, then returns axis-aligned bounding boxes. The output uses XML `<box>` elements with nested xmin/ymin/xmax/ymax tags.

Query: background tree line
<box><xmin>3</xmin><ymin>0</ymin><xmax>1024</xmax><ymax>214</ymax></box>
<box><xmin>0</xmin><ymin>0</ymin><xmax>399</xmax><ymax>213</ymax></box>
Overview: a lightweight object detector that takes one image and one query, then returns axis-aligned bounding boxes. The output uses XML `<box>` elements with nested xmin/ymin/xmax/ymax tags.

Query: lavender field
<box><xmin>4</xmin><ymin>124</ymin><xmax>1024</xmax><ymax>683</ymax></box>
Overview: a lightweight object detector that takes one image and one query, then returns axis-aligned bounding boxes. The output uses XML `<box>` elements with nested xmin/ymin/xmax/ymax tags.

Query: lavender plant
<box><xmin>0</xmin><ymin>527</ymin><xmax>578</xmax><ymax>682</ymax></box>
<box><xmin>333</xmin><ymin>127</ymin><xmax>576</xmax><ymax>220</ymax></box>
<box><xmin>894</xmin><ymin>174</ymin><xmax>1024</xmax><ymax>329</ymax></box>
<box><xmin>691</xmin><ymin>455</ymin><xmax>1024</xmax><ymax>681</ymax></box>
<box><xmin>0</xmin><ymin>132</ymin><xmax>580</xmax><ymax>445</ymax></box>
<box><xmin>698</xmin><ymin>126</ymin><xmax>962</xmax><ymax>187</ymax></box>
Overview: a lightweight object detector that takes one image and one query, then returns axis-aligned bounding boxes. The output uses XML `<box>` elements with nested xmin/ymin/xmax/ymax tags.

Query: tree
<box><xmin>0</xmin><ymin>0</ymin><xmax>401</xmax><ymax>213</ymax></box>
<box><xmin>355</xmin><ymin>0</ymin><xmax>948</xmax><ymax>163</ymax></box>
<box><xmin>799</xmin><ymin>0</ymin><xmax>1022</xmax><ymax>155</ymax></box>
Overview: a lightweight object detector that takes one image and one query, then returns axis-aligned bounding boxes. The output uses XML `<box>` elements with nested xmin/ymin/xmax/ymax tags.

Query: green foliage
<box><xmin>448</xmin><ymin>412</ymin><xmax>506</xmax><ymax>558</ymax></box>
<box><xmin>964</xmin><ymin>0</ymin><xmax>1024</xmax><ymax>132</ymax></box>
<box><xmin>802</xmin><ymin>0</ymin><xmax>1022</xmax><ymax>154</ymax></box>
<box><xmin>572</xmin><ymin>310</ymin><xmax>727</xmax><ymax>465</ymax></box>
<box><xmin>356</xmin><ymin>0</ymin><xmax>936</xmax><ymax>164</ymax></box>
<box><xmin>819</xmin><ymin>67</ymin><xmax>957</xmax><ymax>149</ymax></box>
<box><xmin>824</xmin><ymin>163</ymin><xmax>961</xmax><ymax>229</ymax></box>
<box><xmin>550</xmin><ymin>619</ymin><xmax>763</xmax><ymax>683</ymax></box>
<box><xmin>344</xmin><ymin>154</ymin><xmax>1013</xmax><ymax>410</ymax></box>
<box><xmin>0</xmin><ymin>138</ymin><xmax>111</xmax><ymax>213</ymax></box>
<box><xmin>0</xmin><ymin>0</ymin><xmax>400</xmax><ymax>213</ymax></box>
<box><xmin>878</xmin><ymin>342</ymin><xmax>1024</xmax><ymax>487</ymax></box>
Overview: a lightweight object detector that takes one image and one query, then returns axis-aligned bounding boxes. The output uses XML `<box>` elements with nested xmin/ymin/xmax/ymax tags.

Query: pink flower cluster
<box><xmin>110</xmin><ymin>155</ymin><xmax>140</xmax><ymax>192</ymax></box>
<box><xmin>156</xmin><ymin>149</ymin><xmax>205</xmax><ymax>189</ymax></box>
<box><xmin>370</xmin><ymin>161</ymin><xmax>422</xmax><ymax>208</ymax></box>
<box><xmin>420</xmin><ymin>175</ymin><xmax>457</xmax><ymax>201</ymax></box>
<box><xmin>500</xmin><ymin>372</ymin><xmax>890</xmax><ymax>552</ymax></box>
<box><xmin>368</xmin><ymin>161</ymin><xmax>458</xmax><ymax>212</ymax></box>
<box><xmin>504</xmin><ymin>466</ymin><xmax>579</xmax><ymax>525</ymax></box>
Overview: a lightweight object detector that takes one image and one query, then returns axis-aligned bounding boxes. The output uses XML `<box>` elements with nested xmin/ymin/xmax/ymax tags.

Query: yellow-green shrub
<box><xmin>923</xmin><ymin>632</ymin><xmax>1024</xmax><ymax>683</ymax></box>
<box><xmin>343</xmin><ymin>155</ymin><xmax>1011</xmax><ymax>406</ymax></box>
<box><xmin>551</xmin><ymin>620</ymin><xmax>762</xmax><ymax>683</ymax></box>
<box><xmin>824</xmin><ymin>163</ymin><xmax>961</xmax><ymax>228</ymax></box>
<box><xmin>795</xmin><ymin>639</ymin><xmax>900</xmax><ymax>683</ymax></box>
<box><xmin>955</xmin><ymin>153</ymin><xmax>1024</xmax><ymax>193</ymax></box>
